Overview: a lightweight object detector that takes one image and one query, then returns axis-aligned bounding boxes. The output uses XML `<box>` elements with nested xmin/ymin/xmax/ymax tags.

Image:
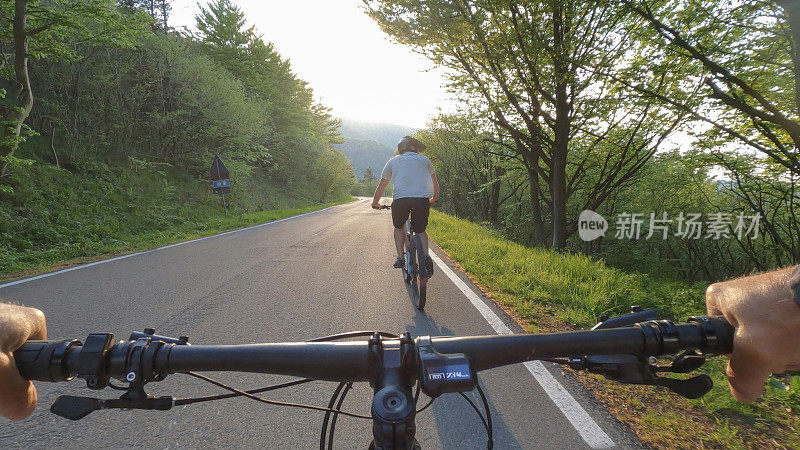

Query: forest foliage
<box><xmin>0</xmin><ymin>0</ymin><xmax>355</xmax><ymax>271</ymax></box>
<box><xmin>366</xmin><ymin>0</ymin><xmax>800</xmax><ymax>282</ymax></box>
<box><xmin>367</xmin><ymin>1</ymin><xmax>800</xmax><ymax>443</ymax></box>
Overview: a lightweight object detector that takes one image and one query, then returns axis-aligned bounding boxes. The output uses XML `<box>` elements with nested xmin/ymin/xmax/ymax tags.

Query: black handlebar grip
<box><xmin>13</xmin><ymin>340</ymin><xmax>80</xmax><ymax>382</ymax></box>
<box><xmin>688</xmin><ymin>316</ymin><xmax>735</xmax><ymax>355</ymax></box>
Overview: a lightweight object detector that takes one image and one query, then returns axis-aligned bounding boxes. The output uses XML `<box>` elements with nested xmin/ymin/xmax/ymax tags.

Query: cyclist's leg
<box><xmin>418</xmin><ymin>232</ymin><xmax>433</xmax><ymax>276</ymax></box>
<box><xmin>393</xmin><ymin>228</ymin><xmax>405</xmax><ymax>259</ymax></box>
<box><xmin>391</xmin><ymin>199</ymin><xmax>412</xmax><ymax>266</ymax></box>
<box><xmin>409</xmin><ymin>198</ymin><xmax>433</xmax><ymax>274</ymax></box>
<box><xmin>409</xmin><ymin>198</ymin><xmax>431</xmax><ymax>251</ymax></box>
<box><xmin>418</xmin><ymin>232</ymin><xmax>429</xmax><ymax>255</ymax></box>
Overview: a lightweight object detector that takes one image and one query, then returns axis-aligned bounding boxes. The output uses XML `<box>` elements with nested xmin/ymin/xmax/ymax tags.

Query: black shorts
<box><xmin>391</xmin><ymin>197</ymin><xmax>430</xmax><ymax>233</ymax></box>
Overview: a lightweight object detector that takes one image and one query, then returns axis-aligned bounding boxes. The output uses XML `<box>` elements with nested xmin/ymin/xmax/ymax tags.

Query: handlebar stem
<box><xmin>368</xmin><ymin>332</ymin><xmax>418</xmax><ymax>450</ymax></box>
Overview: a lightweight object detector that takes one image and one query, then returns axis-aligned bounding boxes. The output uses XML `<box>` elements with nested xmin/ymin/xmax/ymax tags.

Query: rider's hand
<box><xmin>0</xmin><ymin>303</ymin><xmax>46</xmax><ymax>420</ymax></box>
<box><xmin>429</xmin><ymin>197</ymin><xmax>438</xmax><ymax>206</ymax></box>
<box><xmin>705</xmin><ymin>266</ymin><xmax>800</xmax><ymax>402</ymax></box>
<box><xmin>371</xmin><ymin>202</ymin><xmax>381</xmax><ymax>210</ymax></box>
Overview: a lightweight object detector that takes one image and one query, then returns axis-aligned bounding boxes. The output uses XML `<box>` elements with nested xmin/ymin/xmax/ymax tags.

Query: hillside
<box><xmin>0</xmin><ymin>2</ymin><xmax>354</xmax><ymax>275</ymax></box>
<box><xmin>338</xmin><ymin>118</ymin><xmax>414</xmax><ymax>149</ymax></box>
<box><xmin>335</xmin><ymin>138</ymin><xmax>394</xmax><ymax>178</ymax></box>
<box><xmin>336</xmin><ymin>118</ymin><xmax>414</xmax><ymax>178</ymax></box>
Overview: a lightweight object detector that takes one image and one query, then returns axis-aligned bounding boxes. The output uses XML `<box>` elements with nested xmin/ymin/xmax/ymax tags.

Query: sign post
<box><xmin>210</xmin><ymin>155</ymin><xmax>231</xmax><ymax>218</ymax></box>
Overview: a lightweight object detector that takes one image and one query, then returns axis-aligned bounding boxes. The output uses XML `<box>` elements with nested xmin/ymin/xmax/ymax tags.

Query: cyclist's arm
<box><xmin>706</xmin><ymin>265</ymin><xmax>800</xmax><ymax>402</ymax></box>
<box><xmin>430</xmin><ymin>173</ymin><xmax>439</xmax><ymax>205</ymax></box>
<box><xmin>0</xmin><ymin>302</ymin><xmax>46</xmax><ymax>420</ymax></box>
<box><xmin>372</xmin><ymin>178</ymin><xmax>390</xmax><ymax>209</ymax></box>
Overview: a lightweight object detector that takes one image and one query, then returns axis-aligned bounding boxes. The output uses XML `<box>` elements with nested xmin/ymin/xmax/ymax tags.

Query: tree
<box><xmin>195</xmin><ymin>0</ymin><xmax>253</xmax><ymax>48</ymax></box>
<box><xmin>365</xmin><ymin>0</ymin><xmax>685</xmax><ymax>249</ymax></box>
<box><xmin>315</xmin><ymin>149</ymin><xmax>354</xmax><ymax>202</ymax></box>
<box><xmin>0</xmin><ymin>0</ymin><xmax>145</xmax><ymax>177</ymax></box>
<box><xmin>27</xmin><ymin>31</ymin><xmax>273</xmax><ymax>171</ymax></box>
<box><xmin>416</xmin><ymin>114</ymin><xmax>522</xmax><ymax>224</ymax></box>
<box><xmin>192</xmin><ymin>1</ymin><xmax>343</xmax><ymax>184</ymax></box>
<box><xmin>617</xmin><ymin>0</ymin><xmax>800</xmax><ymax>176</ymax></box>
<box><xmin>118</xmin><ymin>0</ymin><xmax>170</xmax><ymax>31</ymax></box>
<box><xmin>0</xmin><ymin>0</ymin><xmax>34</xmax><ymax>178</ymax></box>
<box><xmin>363</xmin><ymin>166</ymin><xmax>376</xmax><ymax>182</ymax></box>
<box><xmin>607</xmin><ymin>0</ymin><xmax>800</xmax><ymax>269</ymax></box>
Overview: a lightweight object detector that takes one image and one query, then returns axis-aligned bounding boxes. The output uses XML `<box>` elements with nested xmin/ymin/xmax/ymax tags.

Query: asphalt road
<box><xmin>0</xmin><ymin>199</ymin><xmax>642</xmax><ymax>449</ymax></box>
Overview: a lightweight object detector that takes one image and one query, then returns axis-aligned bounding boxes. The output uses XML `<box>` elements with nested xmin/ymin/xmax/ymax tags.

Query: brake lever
<box><xmin>50</xmin><ymin>394</ymin><xmax>174</xmax><ymax>420</ymax></box>
<box><xmin>654</xmin><ymin>350</ymin><xmax>706</xmax><ymax>374</ymax></box>
<box><xmin>569</xmin><ymin>353</ymin><xmax>714</xmax><ymax>399</ymax></box>
<box><xmin>652</xmin><ymin>375</ymin><xmax>713</xmax><ymax>399</ymax></box>
<box><xmin>50</xmin><ymin>327</ymin><xmax>187</xmax><ymax>420</ymax></box>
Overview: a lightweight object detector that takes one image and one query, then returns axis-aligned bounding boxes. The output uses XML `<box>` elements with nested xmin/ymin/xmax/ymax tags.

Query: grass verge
<box><xmin>427</xmin><ymin>210</ymin><xmax>799</xmax><ymax>449</ymax></box>
<box><xmin>0</xmin><ymin>199</ymin><xmax>353</xmax><ymax>283</ymax></box>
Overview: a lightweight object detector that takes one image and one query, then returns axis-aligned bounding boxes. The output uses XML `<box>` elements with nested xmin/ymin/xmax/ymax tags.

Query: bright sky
<box><xmin>169</xmin><ymin>0</ymin><xmax>453</xmax><ymax>129</ymax></box>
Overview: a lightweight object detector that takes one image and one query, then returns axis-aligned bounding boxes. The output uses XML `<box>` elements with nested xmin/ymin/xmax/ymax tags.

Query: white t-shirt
<box><xmin>380</xmin><ymin>152</ymin><xmax>435</xmax><ymax>199</ymax></box>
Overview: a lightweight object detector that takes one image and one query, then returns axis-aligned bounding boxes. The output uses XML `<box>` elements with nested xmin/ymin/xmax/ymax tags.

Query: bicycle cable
<box><xmin>321</xmin><ymin>382</ymin><xmax>348</xmax><ymax>449</ymax></box>
<box><xmin>458</xmin><ymin>392</ymin><xmax>488</xmax><ymax>430</ymax></box>
<box><xmin>174</xmin><ymin>331</ymin><xmax>402</xmax><ymax>418</ymax></box>
<box><xmin>476</xmin><ymin>383</ymin><xmax>494</xmax><ymax>449</ymax></box>
<box><xmin>326</xmin><ymin>382</ymin><xmax>353</xmax><ymax>450</ymax></box>
<box><xmin>174</xmin><ymin>378</ymin><xmax>314</xmax><ymax>406</ymax></box>
<box><xmin>457</xmin><ymin>381</ymin><xmax>494</xmax><ymax>449</ymax></box>
<box><xmin>308</xmin><ymin>330</ymin><xmax>399</xmax><ymax>342</ymax></box>
<box><xmin>416</xmin><ymin>396</ymin><xmax>435</xmax><ymax>413</ymax></box>
<box><xmin>107</xmin><ymin>380</ymin><xmax>128</xmax><ymax>391</ymax></box>
<box><xmin>165</xmin><ymin>329</ymin><xmax>448</xmax><ymax>447</ymax></box>
<box><xmin>183</xmin><ymin>371</ymin><xmax>372</xmax><ymax>419</ymax></box>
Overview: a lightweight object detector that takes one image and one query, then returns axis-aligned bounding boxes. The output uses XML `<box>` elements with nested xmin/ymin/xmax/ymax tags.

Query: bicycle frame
<box><xmin>403</xmin><ymin>218</ymin><xmax>413</xmax><ymax>280</ymax></box>
<box><xmin>402</xmin><ymin>216</ymin><xmax>428</xmax><ymax>310</ymax></box>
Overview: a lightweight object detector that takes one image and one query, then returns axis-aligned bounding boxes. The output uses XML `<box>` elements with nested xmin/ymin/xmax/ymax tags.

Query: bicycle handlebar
<box><xmin>13</xmin><ymin>314</ymin><xmax>733</xmax><ymax>449</ymax></box>
<box><xmin>15</xmin><ymin>316</ymin><xmax>732</xmax><ymax>383</ymax></box>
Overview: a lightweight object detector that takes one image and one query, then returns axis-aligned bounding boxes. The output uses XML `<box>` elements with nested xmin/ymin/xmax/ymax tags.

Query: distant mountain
<box><xmin>335</xmin><ymin>138</ymin><xmax>394</xmax><ymax>179</ymax></box>
<box><xmin>335</xmin><ymin>118</ymin><xmax>415</xmax><ymax>178</ymax></box>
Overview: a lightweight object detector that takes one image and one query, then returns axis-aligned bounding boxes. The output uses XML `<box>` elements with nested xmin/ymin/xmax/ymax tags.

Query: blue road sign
<box><xmin>212</xmin><ymin>179</ymin><xmax>230</xmax><ymax>188</ymax></box>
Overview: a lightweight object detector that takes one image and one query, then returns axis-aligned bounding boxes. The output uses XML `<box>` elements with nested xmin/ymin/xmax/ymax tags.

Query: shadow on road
<box><xmin>403</xmin><ymin>310</ymin><xmax>523</xmax><ymax>449</ymax></box>
<box><xmin>404</xmin><ymin>305</ymin><xmax>452</xmax><ymax>337</ymax></box>
<box><xmin>403</xmin><ymin>279</ymin><xmax>420</xmax><ymax>311</ymax></box>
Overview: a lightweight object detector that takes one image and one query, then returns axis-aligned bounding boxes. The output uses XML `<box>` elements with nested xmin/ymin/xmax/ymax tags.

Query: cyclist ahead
<box><xmin>371</xmin><ymin>136</ymin><xmax>439</xmax><ymax>274</ymax></box>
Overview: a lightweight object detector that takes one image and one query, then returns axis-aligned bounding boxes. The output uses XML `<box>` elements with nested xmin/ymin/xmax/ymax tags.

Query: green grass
<box><xmin>427</xmin><ymin>210</ymin><xmax>707</xmax><ymax>326</ymax></box>
<box><xmin>427</xmin><ymin>209</ymin><xmax>799</xmax><ymax>448</ymax></box>
<box><xmin>0</xmin><ymin>158</ymin><xmax>353</xmax><ymax>279</ymax></box>
<box><xmin>0</xmin><ymin>200</ymin><xmax>352</xmax><ymax>282</ymax></box>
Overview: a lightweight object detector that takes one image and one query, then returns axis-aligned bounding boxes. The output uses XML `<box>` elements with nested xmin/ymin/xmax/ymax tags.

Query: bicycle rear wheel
<box><xmin>416</xmin><ymin>281</ymin><xmax>426</xmax><ymax>311</ymax></box>
<box><xmin>402</xmin><ymin>247</ymin><xmax>412</xmax><ymax>284</ymax></box>
<box><xmin>412</xmin><ymin>235</ymin><xmax>427</xmax><ymax>311</ymax></box>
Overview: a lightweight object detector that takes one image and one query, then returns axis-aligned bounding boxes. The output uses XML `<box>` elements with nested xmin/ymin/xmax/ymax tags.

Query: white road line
<box><xmin>0</xmin><ymin>202</ymin><xmax>353</xmax><ymax>289</ymax></box>
<box><xmin>429</xmin><ymin>251</ymin><xmax>616</xmax><ymax>449</ymax></box>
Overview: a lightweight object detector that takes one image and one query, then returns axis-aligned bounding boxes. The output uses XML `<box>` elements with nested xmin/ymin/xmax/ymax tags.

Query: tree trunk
<box><xmin>777</xmin><ymin>0</ymin><xmax>800</xmax><ymax>116</ymax></box>
<box><xmin>527</xmin><ymin>163</ymin><xmax>547</xmax><ymax>246</ymax></box>
<box><xmin>49</xmin><ymin>121</ymin><xmax>59</xmax><ymax>168</ymax></box>
<box><xmin>0</xmin><ymin>0</ymin><xmax>33</xmax><ymax>176</ymax></box>
<box><xmin>550</xmin><ymin>4</ymin><xmax>570</xmax><ymax>250</ymax></box>
<box><xmin>489</xmin><ymin>166</ymin><xmax>502</xmax><ymax>224</ymax></box>
<box><xmin>550</xmin><ymin>145</ymin><xmax>568</xmax><ymax>249</ymax></box>
<box><xmin>161</xmin><ymin>1</ymin><xmax>169</xmax><ymax>32</ymax></box>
